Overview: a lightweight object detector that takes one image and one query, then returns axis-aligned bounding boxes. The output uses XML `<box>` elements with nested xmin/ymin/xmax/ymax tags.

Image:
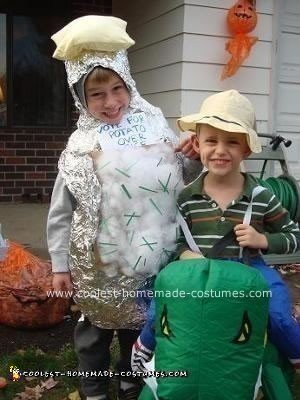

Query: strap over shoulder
<box><xmin>178</xmin><ymin>185</ymin><xmax>267</xmax><ymax>263</ymax></box>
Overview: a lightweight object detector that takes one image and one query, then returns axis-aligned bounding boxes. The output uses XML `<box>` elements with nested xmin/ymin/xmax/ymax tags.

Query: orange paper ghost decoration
<box><xmin>221</xmin><ymin>0</ymin><xmax>258</xmax><ymax>80</ymax></box>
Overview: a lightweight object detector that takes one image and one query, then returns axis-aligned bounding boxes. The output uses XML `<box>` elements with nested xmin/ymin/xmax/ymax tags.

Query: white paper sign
<box><xmin>96</xmin><ymin>112</ymin><xmax>161</xmax><ymax>150</ymax></box>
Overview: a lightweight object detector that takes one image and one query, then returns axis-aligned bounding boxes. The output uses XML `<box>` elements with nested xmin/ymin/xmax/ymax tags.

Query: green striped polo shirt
<box><xmin>177</xmin><ymin>172</ymin><xmax>300</xmax><ymax>258</ymax></box>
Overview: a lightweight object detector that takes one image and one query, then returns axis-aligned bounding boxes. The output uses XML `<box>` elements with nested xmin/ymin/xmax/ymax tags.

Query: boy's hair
<box><xmin>86</xmin><ymin>67</ymin><xmax>125</xmax><ymax>85</ymax></box>
<box><xmin>195</xmin><ymin>124</ymin><xmax>201</xmax><ymax>136</ymax></box>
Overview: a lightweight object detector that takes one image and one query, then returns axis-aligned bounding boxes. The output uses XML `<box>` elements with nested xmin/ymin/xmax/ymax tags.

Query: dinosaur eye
<box><xmin>232</xmin><ymin>311</ymin><xmax>252</xmax><ymax>344</ymax></box>
<box><xmin>160</xmin><ymin>304</ymin><xmax>174</xmax><ymax>339</ymax></box>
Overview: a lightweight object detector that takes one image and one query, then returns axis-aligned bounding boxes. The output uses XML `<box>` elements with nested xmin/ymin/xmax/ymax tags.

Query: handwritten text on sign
<box><xmin>96</xmin><ymin>112</ymin><xmax>160</xmax><ymax>150</ymax></box>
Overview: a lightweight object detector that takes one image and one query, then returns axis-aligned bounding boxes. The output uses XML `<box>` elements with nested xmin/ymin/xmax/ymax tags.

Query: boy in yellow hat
<box><xmin>132</xmin><ymin>89</ymin><xmax>300</xmax><ymax>375</ymax></box>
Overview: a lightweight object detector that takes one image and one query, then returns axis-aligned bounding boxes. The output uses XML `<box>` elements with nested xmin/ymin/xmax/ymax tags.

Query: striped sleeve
<box><xmin>263</xmin><ymin>192</ymin><xmax>300</xmax><ymax>254</ymax></box>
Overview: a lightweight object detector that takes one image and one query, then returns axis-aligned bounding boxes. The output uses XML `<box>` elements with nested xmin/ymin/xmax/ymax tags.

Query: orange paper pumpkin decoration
<box><xmin>221</xmin><ymin>0</ymin><xmax>258</xmax><ymax>80</ymax></box>
<box><xmin>227</xmin><ymin>0</ymin><xmax>257</xmax><ymax>34</ymax></box>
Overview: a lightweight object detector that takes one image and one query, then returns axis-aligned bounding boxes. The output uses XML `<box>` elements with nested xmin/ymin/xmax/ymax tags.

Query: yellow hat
<box><xmin>177</xmin><ymin>90</ymin><xmax>261</xmax><ymax>153</ymax></box>
<box><xmin>52</xmin><ymin>15</ymin><xmax>135</xmax><ymax>61</ymax></box>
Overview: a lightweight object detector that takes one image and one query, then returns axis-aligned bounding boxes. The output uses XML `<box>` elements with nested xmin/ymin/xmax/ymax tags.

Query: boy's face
<box><xmin>192</xmin><ymin>124</ymin><xmax>251</xmax><ymax>177</ymax></box>
<box><xmin>85</xmin><ymin>73</ymin><xmax>130</xmax><ymax>124</ymax></box>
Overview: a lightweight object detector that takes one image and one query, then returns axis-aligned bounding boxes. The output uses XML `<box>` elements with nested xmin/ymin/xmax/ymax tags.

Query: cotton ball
<box><xmin>121</xmin><ymin>265</ymin><xmax>136</xmax><ymax>277</ymax></box>
<box><xmin>103</xmin><ymin>263</ymin><xmax>119</xmax><ymax>277</ymax></box>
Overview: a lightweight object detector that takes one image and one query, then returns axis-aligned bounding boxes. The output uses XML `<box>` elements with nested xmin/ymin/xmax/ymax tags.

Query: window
<box><xmin>0</xmin><ymin>13</ymin><xmax>70</xmax><ymax>128</ymax></box>
<box><xmin>0</xmin><ymin>14</ymin><xmax>6</xmax><ymax>127</ymax></box>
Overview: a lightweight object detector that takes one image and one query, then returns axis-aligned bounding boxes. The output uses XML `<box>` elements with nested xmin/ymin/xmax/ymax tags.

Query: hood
<box><xmin>65</xmin><ymin>50</ymin><xmax>165</xmax><ymax>130</ymax></box>
<box><xmin>63</xmin><ymin>49</ymin><xmax>177</xmax><ymax>153</ymax></box>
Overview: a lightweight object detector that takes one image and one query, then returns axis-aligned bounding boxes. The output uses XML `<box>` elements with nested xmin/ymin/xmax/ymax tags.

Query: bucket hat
<box><xmin>177</xmin><ymin>89</ymin><xmax>261</xmax><ymax>153</ymax></box>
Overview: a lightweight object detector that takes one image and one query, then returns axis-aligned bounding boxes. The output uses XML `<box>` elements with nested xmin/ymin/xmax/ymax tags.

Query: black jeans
<box><xmin>74</xmin><ymin>317</ymin><xmax>141</xmax><ymax>396</ymax></box>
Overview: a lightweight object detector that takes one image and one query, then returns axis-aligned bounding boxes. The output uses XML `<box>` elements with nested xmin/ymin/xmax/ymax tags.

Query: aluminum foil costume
<box><xmin>50</xmin><ymin>40</ymin><xmax>198</xmax><ymax>330</ymax></box>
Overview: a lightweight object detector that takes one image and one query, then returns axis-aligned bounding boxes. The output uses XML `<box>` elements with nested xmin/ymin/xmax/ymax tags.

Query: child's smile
<box><xmin>193</xmin><ymin>124</ymin><xmax>250</xmax><ymax>179</ymax></box>
<box><xmin>102</xmin><ymin>108</ymin><xmax>125</xmax><ymax>123</ymax></box>
<box><xmin>85</xmin><ymin>74</ymin><xmax>130</xmax><ymax>124</ymax></box>
<box><xmin>210</xmin><ymin>158</ymin><xmax>231</xmax><ymax>166</ymax></box>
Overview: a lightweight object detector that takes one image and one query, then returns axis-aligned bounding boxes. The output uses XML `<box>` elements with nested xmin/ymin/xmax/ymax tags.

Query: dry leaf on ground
<box><xmin>68</xmin><ymin>389</ymin><xmax>82</xmax><ymax>400</ymax></box>
<box><xmin>40</xmin><ymin>377</ymin><xmax>59</xmax><ymax>390</ymax></box>
<box><xmin>14</xmin><ymin>384</ymin><xmax>43</xmax><ymax>400</ymax></box>
<box><xmin>14</xmin><ymin>378</ymin><xmax>59</xmax><ymax>399</ymax></box>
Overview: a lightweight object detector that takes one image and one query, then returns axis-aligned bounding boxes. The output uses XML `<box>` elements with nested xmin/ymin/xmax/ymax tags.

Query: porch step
<box><xmin>263</xmin><ymin>251</ymin><xmax>300</xmax><ymax>265</ymax></box>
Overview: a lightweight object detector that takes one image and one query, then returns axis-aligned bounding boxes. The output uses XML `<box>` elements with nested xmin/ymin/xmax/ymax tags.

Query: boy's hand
<box><xmin>180</xmin><ymin>250</ymin><xmax>204</xmax><ymax>260</ymax></box>
<box><xmin>175</xmin><ymin>135</ymin><xmax>199</xmax><ymax>160</ymax></box>
<box><xmin>52</xmin><ymin>272</ymin><xmax>73</xmax><ymax>297</ymax></box>
<box><xmin>89</xmin><ymin>150</ymin><xmax>102</xmax><ymax>161</ymax></box>
<box><xmin>131</xmin><ymin>337</ymin><xmax>154</xmax><ymax>373</ymax></box>
<box><xmin>234</xmin><ymin>224</ymin><xmax>268</xmax><ymax>250</ymax></box>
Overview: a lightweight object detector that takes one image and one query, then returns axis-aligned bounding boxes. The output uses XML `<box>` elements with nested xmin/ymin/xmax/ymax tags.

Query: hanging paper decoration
<box><xmin>221</xmin><ymin>0</ymin><xmax>258</xmax><ymax>80</ymax></box>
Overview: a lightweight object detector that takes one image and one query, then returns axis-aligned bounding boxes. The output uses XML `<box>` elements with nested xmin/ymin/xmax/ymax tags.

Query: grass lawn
<box><xmin>293</xmin><ymin>376</ymin><xmax>300</xmax><ymax>399</ymax></box>
<box><xmin>0</xmin><ymin>343</ymin><xmax>299</xmax><ymax>399</ymax></box>
<box><xmin>0</xmin><ymin>338</ymin><xmax>121</xmax><ymax>400</ymax></box>
<box><xmin>0</xmin><ymin>345</ymin><xmax>79</xmax><ymax>400</ymax></box>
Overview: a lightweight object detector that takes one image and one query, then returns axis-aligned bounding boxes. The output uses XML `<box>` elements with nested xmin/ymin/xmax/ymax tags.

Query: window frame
<box><xmin>1</xmin><ymin>13</ymin><xmax>71</xmax><ymax>130</ymax></box>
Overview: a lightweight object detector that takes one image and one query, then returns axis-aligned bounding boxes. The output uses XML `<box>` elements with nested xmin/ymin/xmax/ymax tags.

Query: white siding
<box><xmin>113</xmin><ymin>0</ymin><xmax>183</xmax><ymax>26</ymax></box>
<box><xmin>274</xmin><ymin>0</ymin><xmax>300</xmax><ymax>179</ymax></box>
<box><xmin>113</xmin><ymin>0</ymin><xmax>275</xmax><ymax>133</ymax></box>
<box><xmin>181</xmin><ymin>2</ymin><xmax>274</xmax><ymax>134</ymax></box>
<box><xmin>113</xmin><ymin>0</ymin><xmax>185</xmax><ymax>126</ymax></box>
<box><xmin>182</xmin><ymin>35</ymin><xmax>271</xmax><ymax>68</ymax></box>
<box><xmin>184</xmin><ymin>0</ymin><xmax>274</xmax><ymax>14</ymax></box>
<box><xmin>134</xmin><ymin>64</ymin><xmax>182</xmax><ymax>93</ymax></box>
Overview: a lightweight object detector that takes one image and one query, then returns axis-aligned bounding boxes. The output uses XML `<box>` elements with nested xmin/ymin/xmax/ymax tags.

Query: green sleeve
<box><xmin>263</xmin><ymin>193</ymin><xmax>300</xmax><ymax>254</ymax></box>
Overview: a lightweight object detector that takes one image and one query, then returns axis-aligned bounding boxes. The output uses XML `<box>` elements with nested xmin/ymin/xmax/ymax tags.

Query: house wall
<box><xmin>112</xmin><ymin>0</ymin><xmax>185</xmax><ymax>129</ymax></box>
<box><xmin>273</xmin><ymin>0</ymin><xmax>300</xmax><ymax>179</ymax></box>
<box><xmin>113</xmin><ymin>0</ymin><xmax>275</xmax><ymax>133</ymax></box>
<box><xmin>181</xmin><ymin>0</ymin><xmax>274</xmax><ymax>134</ymax></box>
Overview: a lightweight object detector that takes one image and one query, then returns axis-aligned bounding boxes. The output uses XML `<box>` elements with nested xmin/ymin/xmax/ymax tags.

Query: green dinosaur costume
<box><xmin>139</xmin><ymin>258</ymin><xmax>270</xmax><ymax>400</ymax></box>
<box><xmin>261</xmin><ymin>342</ymin><xmax>294</xmax><ymax>400</ymax></box>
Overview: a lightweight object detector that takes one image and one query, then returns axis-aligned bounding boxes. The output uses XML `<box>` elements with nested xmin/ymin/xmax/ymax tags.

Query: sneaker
<box><xmin>79</xmin><ymin>390</ymin><xmax>109</xmax><ymax>400</ymax></box>
<box><xmin>289</xmin><ymin>358</ymin><xmax>300</xmax><ymax>373</ymax></box>
<box><xmin>118</xmin><ymin>385</ymin><xmax>142</xmax><ymax>400</ymax></box>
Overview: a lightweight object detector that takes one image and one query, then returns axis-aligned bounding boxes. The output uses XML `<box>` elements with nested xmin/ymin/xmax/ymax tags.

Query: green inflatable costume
<box><xmin>261</xmin><ymin>342</ymin><xmax>294</xmax><ymax>400</ymax></box>
<box><xmin>139</xmin><ymin>258</ymin><xmax>270</xmax><ymax>400</ymax></box>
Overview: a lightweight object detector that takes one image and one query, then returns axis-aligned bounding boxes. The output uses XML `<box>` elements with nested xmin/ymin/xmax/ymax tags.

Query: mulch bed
<box><xmin>277</xmin><ymin>264</ymin><xmax>300</xmax><ymax>322</ymax></box>
<box><xmin>0</xmin><ymin>316</ymin><xmax>78</xmax><ymax>355</ymax></box>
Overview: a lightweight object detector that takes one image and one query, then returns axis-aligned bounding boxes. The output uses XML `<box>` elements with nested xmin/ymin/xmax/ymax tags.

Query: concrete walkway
<box><xmin>0</xmin><ymin>202</ymin><xmax>50</xmax><ymax>259</ymax></box>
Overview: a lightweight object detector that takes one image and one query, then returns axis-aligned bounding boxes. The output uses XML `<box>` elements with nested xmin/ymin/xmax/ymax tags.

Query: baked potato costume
<box><xmin>49</xmin><ymin>16</ymin><xmax>197</xmax><ymax>329</ymax></box>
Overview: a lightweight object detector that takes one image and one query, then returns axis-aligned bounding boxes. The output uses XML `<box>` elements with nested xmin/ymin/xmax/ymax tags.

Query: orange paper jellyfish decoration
<box><xmin>221</xmin><ymin>0</ymin><xmax>258</xmax><ymax>80</ymax></box>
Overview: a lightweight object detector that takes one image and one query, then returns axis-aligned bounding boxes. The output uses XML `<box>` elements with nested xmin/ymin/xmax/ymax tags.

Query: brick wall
<box><xmin>0</xmin><ymin>0</ymin><xmax>112</xmax><ymax>203</ymax></box>
<box><xmin>0</xmin><ymin>128</ymin><xmax>72</xmax><ymax>202</ymax></box>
